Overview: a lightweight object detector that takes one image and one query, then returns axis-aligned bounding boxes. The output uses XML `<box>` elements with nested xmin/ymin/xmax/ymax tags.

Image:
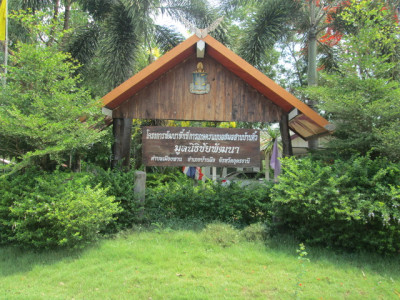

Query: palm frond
<box><xmin>124</xmin><ymin>0</ymin><xmax>156</xmax><ymax>36</ymax></box>
<box><xmin>100</xmin><ymin>1</ymin><xmax>140</xmax><ymax>89</ymax></box>
<box><xmin>76</xmin><ymin>0</ymin><xmax>114</xmax><ymax>20</ymax></box>
<box><xmin>161</xmin><ymin>0</ymin><xmax>229</xmax><ymax>44</ymax></box>
<box><xmin>239</xmin><ymin>0</ymin><xmax>300</xmax><ymax>67</ymax></box>
<box><xmin>318</xmin><ymin>42</ymin><xmax>340</xmax><ymax>74</ymax></box>
<box><xmin>154</xmin><ymin>25</ymin><xmax>185</xmax><ymax>53</ymax></box>
<box><xmin>66</xmin><ymin>23</ymin><xmax>101</xmax><ymax>66</ymax></box>
<box><xmin>162</xmin><ymin>0</ymin><xmax>209</xmax><ymax>22</ymax></box>
<box><xmin>260</xmin><ymin>127</ymin><xmax>281</xmax><ymax>154</ymax></box>
<box><xmin>217</xmin><ymin>0</ymin><xmax>264</xmax><ymax>14</ymax></box>
<box><xmin>15</xmin><ymin>0</ymin><xmax>52</xmax><ymax>11</ymax></box>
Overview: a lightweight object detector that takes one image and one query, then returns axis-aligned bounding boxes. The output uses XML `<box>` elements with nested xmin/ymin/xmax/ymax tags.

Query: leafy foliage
<box><xmin>0</xmin><ymin>168</ymin><xmax>120</xmax><ymax>249</ymax></box>
<box><xmin>238</xmin><ymin>0</ymin><xmax>300</xmax><ymax>67</ymax></box>
<box><xmin>66</xmin><ymin>0</ymin><xmax>224</xmax><ymax>91</ymax></box>
<box><xmin>304</xmin><ymin>0</ymin><xmax>400</xmax><ymax>160</ymax></box>
<box><xmin>306</xmin><ymin>74</ymin><xmax>400</xmax><ymax>160</ymax></box>
<box><xmin>271</xmin><ymin>156</ymin><xmax>400</xmax><ymax>253</ymax></box>
<box><xmin>97</xmin><ymin>1</ymin><xmax>140</xmax><ymax>88</ymax></box>
<box><xmin>0</xmin><ymin>11</ymin><xmax>105</xmax><ymax>172</ymax></box>
<box><xmin>88</xmin><ymin>166</ymin><xmax>141</xmax><ymax>232</ymax></box>
<box><xmin>146</xmin><ymin>172</ymin><xmax>273</xmax><ymax>226</ymax></box>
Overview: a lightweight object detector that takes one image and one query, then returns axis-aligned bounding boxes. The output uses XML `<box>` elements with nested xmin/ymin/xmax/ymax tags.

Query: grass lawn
<box><xmin>1</xmin><ymin>226</ymin><xmax>400</xmax><ymax>299</ymax></box>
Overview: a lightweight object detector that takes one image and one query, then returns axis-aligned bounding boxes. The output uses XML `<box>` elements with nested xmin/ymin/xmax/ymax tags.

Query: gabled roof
<box><xmin>102</xmin><ymin>34</ymin><xmax>332</xmax><ymax>138</ymax></box>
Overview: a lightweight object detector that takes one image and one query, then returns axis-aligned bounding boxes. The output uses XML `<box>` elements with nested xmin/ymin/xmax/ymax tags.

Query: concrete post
<box><xmin>212</xmin><ymin>167</ymin><xmax>217</xmax><ymax>181</ymax></box>
<box><xmin>134</xmin><ymin>171</ymin><xmax>146</xmax><ymax>221</ymax></box>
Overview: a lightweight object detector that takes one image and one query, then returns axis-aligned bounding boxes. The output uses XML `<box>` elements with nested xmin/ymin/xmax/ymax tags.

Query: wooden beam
<box><xmin>280</xmin><ymin>112</ymin><xmax>293</xmax><ymax>157</ymax></box>
<box><xmin>111</xmin><ymin>118</ymin><xmax>133</xmax><ymax>169</ymax></box>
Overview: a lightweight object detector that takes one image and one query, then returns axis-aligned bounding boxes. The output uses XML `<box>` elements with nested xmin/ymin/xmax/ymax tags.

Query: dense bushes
<box><xmin>137</xmin><ymin>157</ymin><xmax>400</xmax><ymax>254</ymax></box>
<box><xmin>89</xmin><ymin>167</ymin><xmax>140</xmax><ymax>232</ymax></box>
<box><xmin>271</xmin><ymin>156</ymin><xmax>400</xmax><ymax>253</ymax></box>
<box><xmin>2</xmin><ymin>155</ymin><xmax>399</xmax><ymax>254</ymax></box>
<box><xmin>145</xmin><ymin>173</ymin><xmax>273</xmax><ymax>226</ymax></box>
<box><xmin>0</xmin><ymin>169</ymin><xmax>120</xmax><ymax>249</ymax></box>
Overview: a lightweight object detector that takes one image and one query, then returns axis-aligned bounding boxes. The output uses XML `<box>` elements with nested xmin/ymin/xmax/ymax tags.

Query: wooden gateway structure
<box><xmin>102</xmin><ymin>34</ymin><xmax>333</xmax><ymax>168</ymax></box>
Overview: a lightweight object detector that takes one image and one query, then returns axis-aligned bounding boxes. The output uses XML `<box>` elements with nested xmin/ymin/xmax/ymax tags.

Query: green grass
<box><xmin>1</xmin><ymin>226</ymin><xmax>400</xmax><ymax>299</ymax></box>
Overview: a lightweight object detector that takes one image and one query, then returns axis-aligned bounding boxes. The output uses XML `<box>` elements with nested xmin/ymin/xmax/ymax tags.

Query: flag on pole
<box><xmin>0</xmin><ymin>0</ymin><xmax>6</xmax><ymax>41</ymax></box>
<box><xmin>183</xmin><ymin>166</ymin><xmax>204</xmax><ymax>180</ymax></box>
<box><xmin>270</xmin><ymin>139</ymin><xmax>281</xmax><ymax>180</ymax></box>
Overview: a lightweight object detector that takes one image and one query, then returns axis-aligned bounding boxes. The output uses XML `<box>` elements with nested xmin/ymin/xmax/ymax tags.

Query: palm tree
<box><xmin>14</xmin><ymin>0</ymin><xmax>227</xmax><ymax>94</ymax></box>
<box><xmin>218</xmin><ymin>0</ymin><xmax>346</xmax><ymax>151</ymax></box>
<box><xmin>66</xmin><ymin>0</ymin><xmax>228</xmax><ymax>93</ymax></box>
<box><xmin>260</xmin><ymin>126</ymin><xmax>282</xmax><ymax>181</ymax></box>
<box><xmin>219</xmin><ymin>0</ymin><xmax>346</xmax><ymax>81</ymax></box>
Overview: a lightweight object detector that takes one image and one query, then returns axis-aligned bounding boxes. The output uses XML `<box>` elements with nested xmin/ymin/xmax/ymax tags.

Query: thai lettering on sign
<box><xmin>142</xmin><ymin>126</ymin><xmax>260</xmax><ymax>168</ymax></box>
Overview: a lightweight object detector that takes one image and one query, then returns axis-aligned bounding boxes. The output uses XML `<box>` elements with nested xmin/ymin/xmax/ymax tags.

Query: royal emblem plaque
<box><xmin>190</xmin><ymin>62</ymin><xmax>210</xmax><ymax>94</ymax></box>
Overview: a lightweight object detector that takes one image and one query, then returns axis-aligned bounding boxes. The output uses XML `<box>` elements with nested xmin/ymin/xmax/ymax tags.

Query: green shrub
<box><xmin>240</xmin><ymin>223</ymin><xmax>268</xmax><ymax>242</ymax></box>
<box><xmin>88</xmin><ymin>166</ymin><xmax>139</xmax><ymax>232</ymax></box>
<box><xmin>146</xmin><ymin>169</ymin><xmax>182</xmax><ymax>188</ymax></box>
<box><xmin>0</xmin><ymin>170</ymin><xmax>38</xmax><ymax>244</ymax></box>
<box><xmin>145</xmin><ymin>173</ymin><xmax>273</xmax><ymax>226</ymax></box>
<box><xmin>201</xmin><ymin>222</ymin><xmax>240</xmax><ymax>247</ymax></box>
<box><xmin>271</xmin><ymin>155</ymin><xmax>400</xmax><ymax>254</ymax></box>
<box><xmin>0</xmin><ymin>168</ymin><xmax>120</xmax><ymax>249</ymax></box>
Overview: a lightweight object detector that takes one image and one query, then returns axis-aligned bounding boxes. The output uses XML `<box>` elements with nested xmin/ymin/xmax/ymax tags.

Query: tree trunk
<box><xmin>63</xmin><ymin>0</ymin><xmax>72</xmax><ymax>31</ymax></box>
<box><xmin>111</xmin><ymin>118</ymin><xmax>133</xmax><ymax>169</ymax></box>
<box><xmin>307</xmin><ymin>0</ymin><xmax>319</xmax><ymax>150</ymax></box>
<box><xmin>48</xmin><ymin>0</ymin><xmax>60</xmax><ymax>46</ymax></box>
<box><xmin>280</xmin><ymin>112</ymin><xmax>293</xmax><ymax>157</ymax></box>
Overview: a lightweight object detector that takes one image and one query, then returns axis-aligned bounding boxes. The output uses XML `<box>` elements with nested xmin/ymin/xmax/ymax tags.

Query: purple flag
<box><xmin>270</xmin><ymin>139</ymin><xmax>281</xmax><ymax>180</ymax></box>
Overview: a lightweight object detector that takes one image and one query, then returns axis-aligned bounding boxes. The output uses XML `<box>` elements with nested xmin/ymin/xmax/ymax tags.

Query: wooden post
<box><xmin>111</xmin><ymin>118</ymin><xmax>133</xmax><ymax>169</ymax></box>
<box><xmin>280</xmin><ymin>113</ymin><xmax>293</xmax><ymax>157</ymax></box>
<box><xmin>134</xmin><ymin>171</ymin><xmax>146</xmax><ymax>221</ymax></box>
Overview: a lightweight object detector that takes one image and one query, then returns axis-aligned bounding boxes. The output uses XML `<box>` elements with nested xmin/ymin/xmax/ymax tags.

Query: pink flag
<box><xmin>270</xmin><ymin>139</ymin><xmax>281</xmax><ymax>180</ymax></box>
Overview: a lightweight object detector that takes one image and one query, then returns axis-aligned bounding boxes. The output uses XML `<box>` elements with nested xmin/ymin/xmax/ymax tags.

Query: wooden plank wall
<box><xmin>113</xmin><ymin>54</ymin><xmax>283</xmax><ymax>123</ymax></box>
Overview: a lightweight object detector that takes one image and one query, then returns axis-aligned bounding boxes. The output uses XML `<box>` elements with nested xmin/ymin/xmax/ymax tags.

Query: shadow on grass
<box><xmin>1</xmin><ymin>222</ymin><xmax>399</xmax><ymax>283</ymax></box>
<box><xmin>0</xmin><ymin>218</ymin><xmax>206</xmax><ymax>278</ymax></box>
<box><xmin>266</xmin><ymin>233</ymin><xmax>400</xmax><ymax>280</ymax></box>
<box><xmin>0</xmin><ymin>243</ymin><xmax>98</xmax><ymax>277</ymax></box>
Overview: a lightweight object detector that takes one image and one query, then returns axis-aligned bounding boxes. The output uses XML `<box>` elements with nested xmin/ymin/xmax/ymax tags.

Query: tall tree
<box><xmin>219</xmin><ymin>0</ymin><xmax>345</xmax><ymax>79</ymax></box>
<box><xmin>12</xmin><ymin>1</ymin><xmax>226</xmax><ymax>95</ymax></box>
<box><xmin>218</xmin><ymin>0</ymin><xmax>347</xmax><ymax>151</ymax></box>
<box><xmin>304</xmin><ymin>0</ymin><xmax>400</xmax><ymax>161</ymax></box>
<box><xmin>65</xmin><ymin>0</ymin><xmax>227</xmax><ymax>95</ymax></box>
<box><xmin>0</xmin><ymin>11</ymin><xmax>105</xmax><ymax>172</ymax></box>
